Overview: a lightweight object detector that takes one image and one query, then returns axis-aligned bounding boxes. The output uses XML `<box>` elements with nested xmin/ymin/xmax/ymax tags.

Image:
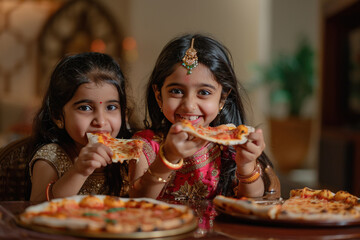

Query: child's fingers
<box><xmin>169</xmin><ymin>126</ymin><xmax>190</xmax><ymax>142</ymax></box>
<box><xmin>247</xmin><ymin>129</ymin><xmax>265</xmax><ymax>149</ymax></box>
<box><xmin>88</xmin><ymin>143</ymin><xmax>113</xmax><ymax>164</ymax></box>
<box><xmin>80</xmin><ymin>151</ymin><xmax>108</xmax><ymax>167</ymax></box>
<box><xmin>79</xmin><ymin>143</ymin><xmax>112</xmax><ymax>167</ymax></box>
<box><xmin>82</xmin><ymin>159</ymin><xmax>103</xmax><ymax>169</ymax></box>
<box><xmin>191</xmin><ymin>136</ymin><xmax>207</xmax><ymax>147</ymax></box>
<box><xmin>74</xmin><ymin>157</ymin><xmax>102</xmax><ymax>176</ymax></box>
<box><xmin>237</xmin><ymin>148</ymin><xmax>257</xmax><ymax>162</ymax></box>
<box><xmin>169</xmin><ymin>122</ymin><xmax>184</xmax><ymax>133</ymax></box>
<box><xmin>170</xmin><ymin>122</ymin><xmax>198</xmax><ymax>140</ymax></box>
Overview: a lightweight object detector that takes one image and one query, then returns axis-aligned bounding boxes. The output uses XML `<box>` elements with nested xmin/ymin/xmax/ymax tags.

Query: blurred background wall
<box><xmin>1</xmin><ymin>0</ymin><xmax>359</xmax><ymax>197</ymax></box>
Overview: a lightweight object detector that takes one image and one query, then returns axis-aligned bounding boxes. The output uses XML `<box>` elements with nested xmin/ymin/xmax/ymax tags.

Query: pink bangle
<box><xmin>46</xmin><ymin>180</ymin><xmax>56</xmax><ymax>201</ymax></box>
<box><xmin>159</xmin><ymin>145</ymin><xmax>183</xmax><ymax>170</ymax></box>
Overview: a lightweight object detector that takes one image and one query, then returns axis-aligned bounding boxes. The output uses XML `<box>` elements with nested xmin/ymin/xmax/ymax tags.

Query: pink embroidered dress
<box><xmin>133</xmin><ymin>129</ymin><xmax>234</xmax><ymax>200</ymax></box>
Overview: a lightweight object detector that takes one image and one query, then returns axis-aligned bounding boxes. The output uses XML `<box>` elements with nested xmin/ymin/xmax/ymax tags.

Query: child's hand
<box><xmin>74</xmin><ymin>142</ymin><xmax>113</xmax><ymax>177</ymax></box>
<box><xmin>234</xmin><ymin>128</ymin><xmax>266</xmax><ymax>173</ymax></box>
<box><xmin>162</xmin><ymin>122</ymin><xmax>207</xmax><ymax>162</ymax></box>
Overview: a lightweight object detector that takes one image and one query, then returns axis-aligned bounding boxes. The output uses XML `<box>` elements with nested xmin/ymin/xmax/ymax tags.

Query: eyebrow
<box><xmin>165</xmin><ymin>82</ymin><xmax>217</xmax><ymax>90</ymax></box>
<box><xmin>73</xmin><ymin>99</ymin><xmax>120</xmax><ymax>105</ymax></box>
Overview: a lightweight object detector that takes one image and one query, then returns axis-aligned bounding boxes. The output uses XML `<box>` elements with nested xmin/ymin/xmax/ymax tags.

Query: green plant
<box><xmin>254</xmin><ymin>39</ymin><xmax>315</xmax><ymax>116</ymax></box>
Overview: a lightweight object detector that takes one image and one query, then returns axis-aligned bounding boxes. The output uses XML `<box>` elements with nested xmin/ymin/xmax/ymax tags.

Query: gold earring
<box><xmin>55</xmin><ymin>120</ymin><xmax>64</xmax><ymax>129</ymax></box>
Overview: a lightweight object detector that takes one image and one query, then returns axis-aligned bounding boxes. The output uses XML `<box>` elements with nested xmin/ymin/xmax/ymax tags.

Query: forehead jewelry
<box><xmin>182</xmin><ymin>38</ymin><xmax>199</xmax><ymax>75</ymax></box>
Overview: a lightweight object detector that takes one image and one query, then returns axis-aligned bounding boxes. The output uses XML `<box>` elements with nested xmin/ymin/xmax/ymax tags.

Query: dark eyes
<box><xmin>169</xmin><ymin>88</ymin><xmax>183</xmax><ymax>94</ymax></box>
<box><xmin>169</xmin><ymin>88</ymin><xmax>211</xmax><ymax>96</ymax></box>
<box><xmin>198</xmin><ymin>89</ymin><xmax>211</xmax><ymax>95</ymax></box>
<box><xmin>78</xmin><ymin>105</ymin><xmax>92</xmax><ymax>111</ymax></box>
<box><xmin>77</xmin><ymin>104</ymin><xmax>119</xmax><ymax>111</ymax></box>
<box><xmin>107</xmin><ymin>105</ymin><xmax>119</xmax><ymax>111</ymax></box>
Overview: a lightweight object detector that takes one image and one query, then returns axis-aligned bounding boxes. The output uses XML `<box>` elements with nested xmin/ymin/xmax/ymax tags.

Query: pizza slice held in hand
<box><xmin>179</xmin><ymin>119</ymin><xmax>255</xmax><ymax>145</ymax></box>
<box><xmin>87</xmin><ymin>133</ymin><xmax>144</xmax><ymax>163</ymax></box>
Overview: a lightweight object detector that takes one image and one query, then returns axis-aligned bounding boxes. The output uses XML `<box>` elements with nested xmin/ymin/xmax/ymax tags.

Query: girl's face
<box><xmin>62</xmin><ymin>82</ymin><xmax>122</xmax><ymax>149</ymax></box>
<box><xmin>155</xmin><ymin>63</ymin><xmax>224</xmax><ymax>127</ymax></box>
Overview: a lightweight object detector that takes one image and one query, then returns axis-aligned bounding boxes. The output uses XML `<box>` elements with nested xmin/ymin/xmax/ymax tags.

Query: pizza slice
<box><xmin>179</xmin><ymin>119</ymin><xmax>255</xmax><ymax>145</ymax></box>
<box><xmin>213</xmin><ymin>195</ymin><xmax>276</xmax><ymax>218</ymax></box>
<box><xmin>87</xmin><ymin>132</ymin><xmax>144</xmax><ymax>163</ymax></box>
<box><xmin>213</xmin><ymin>187</ymin><xmax>360</xmax><ymax>222</ymax></box>
<box><xmin>290</xmin><ymin>187</ymin><xmax>335</xmax><ymax>200</ymax></box>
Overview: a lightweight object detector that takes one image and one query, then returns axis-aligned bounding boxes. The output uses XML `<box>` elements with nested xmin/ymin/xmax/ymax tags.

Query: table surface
<box><xmin>2</xmin><ymin>200</ymin><xmax>360</xmax><ymax>240</ymax></box>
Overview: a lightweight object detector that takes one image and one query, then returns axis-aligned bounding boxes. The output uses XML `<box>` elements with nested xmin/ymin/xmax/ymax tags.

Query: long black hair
<box><xmin>31</xmin><ymin>52</ymin><xmax>131</xmax><ymax>196</ymax></box>
<box><xmin>145</xmin><ymin>33</ymin><xmax>272</xmax><ymax>196</ymax></box>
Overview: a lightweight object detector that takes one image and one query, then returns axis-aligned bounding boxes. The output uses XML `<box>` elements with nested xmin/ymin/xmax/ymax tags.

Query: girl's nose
<box><xmin>92</xmin><ymin>110</ymin><xmax>106</xmax><ymax>126</ymax></box>
<box><xmin>182</xmin><ymin>95</ymin><xmax>196</xmax><ymax>111</ymax></box>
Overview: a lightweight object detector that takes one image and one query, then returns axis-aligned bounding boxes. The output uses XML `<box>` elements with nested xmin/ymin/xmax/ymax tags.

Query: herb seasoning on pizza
<box><xmin>87</xmin><ymin>132</ymin><xmax>144</xmax><ymax>163</ymax></box>
<box><xmin>20</xmin><ymin>195</ymin><xmax>196</xmax><ymax>234</ymax></box>
<box><xmin>179</xmin><ymin>119</ymin><xmax>255</xmax><ymax>145</ymax></box>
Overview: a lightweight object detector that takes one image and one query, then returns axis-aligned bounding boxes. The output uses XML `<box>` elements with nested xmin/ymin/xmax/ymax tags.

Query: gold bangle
<box><xmin>130</xmin><ymin>178</ymin><xmax>142</xmax><ymax>191</ymax></box>
<box><xmin>146</xmin><ymin>168</ymin><xmax>169</xmax><ymax>183</ymax></box>
<box><xmin>159</xmin><ymin>145</ymin><xmax>184</xmax><ymax>170</ymax></box>
<box><xmin>236</xmin><ymin>162</ymin><xmax>262</xmax><ymax>184</ymax></box>
<box><xmin>46</xmin><ymin>180</ymin><xmax>56</xmax><ymax>201</ymax></box>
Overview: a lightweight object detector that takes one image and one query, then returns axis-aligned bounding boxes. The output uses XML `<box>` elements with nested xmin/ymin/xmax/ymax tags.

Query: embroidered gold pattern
<box><xmin>172</xmin><ymin>179</ymin><xmax>209</xmax><ymax>200</ymax></box>
<box><xmin>135</xmin><ymin>132</ymin><xmax>222</xmax><ymax>200</ymax></box>
<box><xmin>212</xmin><ymin>168</ymin><xmax>219</xmax><ymax>177</ymax></box>
<box><xmin>180</xmin><ymin>143</ymin><xmax>220</xmax><ymax>174</ymax></box>
<box><xmin>29</xmin><ymin>143</ymin><xmax>108</xmax><ymax>195</ymax></box>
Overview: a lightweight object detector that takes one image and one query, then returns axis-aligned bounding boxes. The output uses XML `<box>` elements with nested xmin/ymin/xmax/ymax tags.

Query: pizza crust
<box><xmin>213</xmin><ymin>188</ymin><xmax>360</xmax><ymax>222</ymax></box>
<box><xmin>213</xmin><ymin>195</ymin><xmax>274</xmax><ymax>218</ymax></box>
<box><xmin>20</xmin><ymin>195</ymin><xmax>195</xmax><ymax>234</ymax></box>
<box><xmin>179</xmin><ymin>120</ymin><xmax>255</xmax><ymax>145</ymax></box>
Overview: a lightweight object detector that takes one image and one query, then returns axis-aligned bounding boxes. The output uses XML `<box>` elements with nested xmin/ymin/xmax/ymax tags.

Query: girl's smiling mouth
<box><xmin>178</xmin><ymin>115</ymin><xmax>199</xmax><ymax>121</ymax></box>
<box><xmin>176</xmin><ymin>114</ymin><xmax>202</xmax><ymax>125</ymax></box>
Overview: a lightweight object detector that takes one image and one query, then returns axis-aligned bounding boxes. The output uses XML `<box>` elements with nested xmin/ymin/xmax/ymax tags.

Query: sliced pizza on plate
<box><xmin>179</xmin><ymin>119</ymin><xmax>255</xmax><ymax>145</ymax></box>
<box><xmin>87</xmin><ymin>132</ymin><xmax>144</xmax><ymax>163</ymax></box>
<box><xmin>214</xmin><ymin>187</ymin><xmax>360</xmax><ymax>225</ymax></box>
<box><xmin>19</xmin><ymin>195</ymin><xmax>197</xmax><ymax>236</ymax></box>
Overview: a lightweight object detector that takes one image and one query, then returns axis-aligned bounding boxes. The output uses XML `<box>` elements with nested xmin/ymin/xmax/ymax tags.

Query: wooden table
<box><xmin>1</xmin><ymin>200</ymin><xmax>360</xmax><ymax>240</ymax></box>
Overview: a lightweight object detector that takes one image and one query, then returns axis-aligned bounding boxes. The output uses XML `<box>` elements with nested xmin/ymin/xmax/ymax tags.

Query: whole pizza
<box><xmin>214</xmin><ymin>187</ymin><xmax>360</xmax><ymax>225</ymax></box>
<box><xmin>19</xmin><ymin>195</ymin><xmax>197</xmax><ymax>237</ymax></box>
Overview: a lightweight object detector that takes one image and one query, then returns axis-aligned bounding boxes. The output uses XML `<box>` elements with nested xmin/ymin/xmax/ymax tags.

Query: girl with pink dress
<box><xmin>129</xmin><ymin>34</ymin><xmax>278</xmax><ymax>202</ymax></box>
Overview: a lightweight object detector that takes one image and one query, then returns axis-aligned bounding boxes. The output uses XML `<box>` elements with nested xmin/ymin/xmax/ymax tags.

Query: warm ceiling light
<box><xmin>90</xmin><ymin>39</ymin><xmax>106</xmax><ymax>53</ymax></box>
<box><xmin>122</xmin><ymin>37</ymin><xmax>137</xmax><ymax>51</ymax></box>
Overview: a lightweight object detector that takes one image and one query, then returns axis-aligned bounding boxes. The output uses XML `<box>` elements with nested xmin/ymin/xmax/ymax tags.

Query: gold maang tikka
<box><xmin>182</xmin><ymin>38</ymin><xmax>198</xmax><ymax>74</ymax></box>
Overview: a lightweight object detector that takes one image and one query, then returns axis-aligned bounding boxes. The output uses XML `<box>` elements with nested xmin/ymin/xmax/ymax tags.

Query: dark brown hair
<box><xmin>144</xmin><ymin>34</ymin><xmax>273</xmax><ymax>196</ymax></box>
<box><xmin>31</xmin><ymin>52</ymin><xmax>131</xmax><ymax>196</ymax></box>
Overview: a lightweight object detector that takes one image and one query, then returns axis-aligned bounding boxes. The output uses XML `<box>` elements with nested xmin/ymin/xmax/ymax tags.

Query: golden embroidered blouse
<box><xmin>29</xmin><ymin>143</ymin><xmax>107</xmax><ymax>195</ymax></box>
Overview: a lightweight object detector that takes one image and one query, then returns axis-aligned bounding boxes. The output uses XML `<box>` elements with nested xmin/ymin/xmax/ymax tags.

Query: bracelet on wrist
<box><xmin>236</xmin><ymin>162</ymin><xmax>262</xmax><ymax>184</ymax></box>
<box><xmin>146</xmin><ymin>168</ymin><xmax>170</xmax><ymax>183</ymax></box>
<box><xmin>130</xmin><ymin>178</ymin><xmax>142</xmax><ymax>191</ymax></box>
<box><xmin>46</xmin><ymin>180</ymin><xmax>56</xmax><ymax>201</ymax></box>
<box><xmin>159</xmin><ymin>144</ymin><xmax>184</xmax><ymax>170</ymax></box>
